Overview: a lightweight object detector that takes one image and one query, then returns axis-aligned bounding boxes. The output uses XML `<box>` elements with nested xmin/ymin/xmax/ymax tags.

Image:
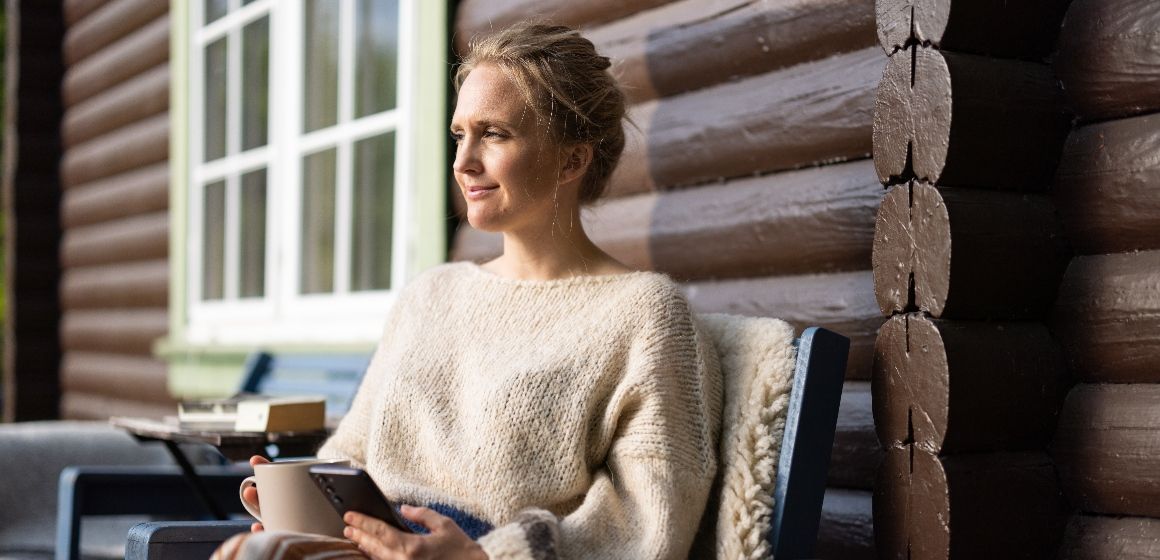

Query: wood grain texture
<box><xmin>61</xmin><ymin>260</ymin><xmax>168</xmax><ymax>309</ymax></box>
<box><xmin>62</xmin><ymin>162</ymin><xmax>169</xmax><ymax>228</ymax></box>
<box><xmin>874</xmin><ymin>449</ymin><xmax>1068</xmax><ymax>560</ymax></box>
<box><xmin>684</xmin><ymin>271</ymin><xmax>882</xmax><ymax>382</ymax></box>
<box><xmin>872</xmin><ymin>182</ymin><xmax>1069</xmax><ymax>319</ymax></box>
<box><xmin>1058</xmin><ymin>514</ymin><xmax>1160</xmax><ymax>560</ymax></box>
<box><xmin>873</xmin><ymin>313</ymin><xmax>1068</xmax><ymax>454</ymax></box>
<box><xmin>1051</xmin><ymin>251</ymin><xmax>1160</xmax><ymax>383</ymax></box>
<box><xmin>818</xmin><ymin>488</ymin><xmax>876</xmax><ymax>560</ymax></box>
<box><xmin>61</xmin><ymin>392</ymin><xmax>173</xmax><ymax>420</ymax></box>
<box><xmin>62</xmin><ymin>13</ymin><xmax>168</xmax><ymax>106</ymax></box>
<box><xmin>873</xmin><ymin>47</ymin><xmax>1070</xmax><ymax>190</ymax></box>
<box><xmin>60</xmin><ymin>113</ymin><xmax>168</xmax><ymax>187</ymax></box>
<box><xmin>455</xmin><ymin>0</ymin><xmax>676</xmax><ymax>53</ymax></box>
<box><xmin>63</xmin><ymin>0</ymin><xmax>168</xmax><ymax>65</ymax></box>
<box><xmin>830</xmin><ymin>381</ymin><xmax>881</xmax><ymax>490</ymax></box>
<box><xmin>60</xmin><ymin>309</ymin><xmax>168</xmax><ymax>355</ymax></box>
<box><xmin>1053</xmin><ymin>384</ymin><xmax>1160</xmax><ymax>518</ymax></box>
<box><xmin>1055</xmin><ymin>0</ymin><xmax>1160</xmax><ymax>121</ymax></box>
<box><xmin>61</xmin><ymin>212</ymin><xmax>169</xmax><ymax>267</ymax></box>
<box><xmin>63</xmin><ymin>0</ymin><xmax>105</xmax><ymax>26</ymax></box>
<box><xmin>876</xmin><ymin>0</ymin><xmax>1068</xmax><ymax>60</ymax></box>
<box><xmin>61</xmin><ymin>351</ymin><xmax>170</xmax><ymax>403</ymax></box>
<box><xmin>613</xmin><ymin>46</ymin><xmax>882</xmax><ymax>195</ymax></box>
<box><xmin>62</xmin><ymin>63</ymin><xmax>168</xmax><ymax>147</ymax></box>
<box><xmin>588</xmin><ymin>0</ymin><xmax>876</xmax><ymax>102</ymax></box>
<box><xmin>1053</xmin><ymin>112</ymin><xmax>1160</xmax><ymax>255</ymax></box>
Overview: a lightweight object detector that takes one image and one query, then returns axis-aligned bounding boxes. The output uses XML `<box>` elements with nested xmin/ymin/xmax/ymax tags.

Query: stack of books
<box><xmin>178</xmin><ymin>394</ymin><xmax>326</xmax><ymax>432</ymax></box>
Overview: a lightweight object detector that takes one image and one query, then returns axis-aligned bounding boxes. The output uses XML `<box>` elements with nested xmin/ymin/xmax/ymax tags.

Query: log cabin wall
<box><xmin>453</xmin><ymin>1</ymin><xmax>883</xmax><ymax>557</ymax></box>
<box><xmin>1049</xmin><ymin>0</ymin><xmax>1160</xmax><ymax>556</ymax></box>
<box><xmin>56</xmin><ymin>0</ymin><xmax>172</xmax><ymax>419</ymax></box>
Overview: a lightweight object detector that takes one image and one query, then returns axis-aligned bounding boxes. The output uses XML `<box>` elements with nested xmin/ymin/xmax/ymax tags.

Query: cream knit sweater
<box><xmin>317</xmin><ymin>262</ymin><xmax>723</xmax><ymax>559</ymax></box>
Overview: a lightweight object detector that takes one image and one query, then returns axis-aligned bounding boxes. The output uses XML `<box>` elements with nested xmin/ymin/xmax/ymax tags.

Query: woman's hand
<box><xmin>242</xmin><ymin>455</ymin><xmax>270</xmax><ymax>532</ymax></box>
<box><xmin>343</xmin><ymin>506</ymin><xmax>488</xmax><ymax>560</ymax></box>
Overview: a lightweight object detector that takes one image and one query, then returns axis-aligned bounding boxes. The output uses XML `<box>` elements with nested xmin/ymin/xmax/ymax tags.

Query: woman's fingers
<box><xmin>250</xmin><ymin>521</ymin><xmax>264</xmax><ymax>533</ymax></box>
<box><xmin>344</xmin><ymin>511</ymin><xmax>407</xmax><ymax>557</ymax></box>
<box><xmin>399</xmin><ymin>505</ymin><xmax>453</xmax><ymax>533</ymax></box>
<box><xmin>249</xmin><ymin>455</ymin><xmax>270</xmax><ymax>467</ymax></box>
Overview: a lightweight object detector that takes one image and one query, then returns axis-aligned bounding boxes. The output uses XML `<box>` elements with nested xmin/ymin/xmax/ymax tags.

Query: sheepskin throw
<box><xmin>695</xmin><ymin>313</ymin><xmax>797</xmax><ymax>560</ymax></box>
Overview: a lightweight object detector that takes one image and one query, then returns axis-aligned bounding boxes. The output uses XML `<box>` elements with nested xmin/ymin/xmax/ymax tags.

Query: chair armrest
<box><xmin>125</xmin><ymin>520</ymin><xmax>250</xmax><ymax>560</ymax></box>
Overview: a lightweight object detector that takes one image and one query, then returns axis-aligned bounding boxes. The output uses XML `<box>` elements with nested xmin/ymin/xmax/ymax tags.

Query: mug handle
<box><xmin>239</xmin><ymin>476</ymin><xmax>262</xmax><ymax>520</ymax></box>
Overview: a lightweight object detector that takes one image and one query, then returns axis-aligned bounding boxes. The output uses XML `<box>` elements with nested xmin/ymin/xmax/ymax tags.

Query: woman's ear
<box><xmin>559</xmin><ymin>143</ymin><xmax>594</xmax><ymax>186</ymax></box>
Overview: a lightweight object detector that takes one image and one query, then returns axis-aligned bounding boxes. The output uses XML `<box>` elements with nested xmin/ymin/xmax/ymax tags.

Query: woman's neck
<box><xmin>486</xmin><ymin>219</ymin><xmax>627</xmax><ymax>281</ymax></box>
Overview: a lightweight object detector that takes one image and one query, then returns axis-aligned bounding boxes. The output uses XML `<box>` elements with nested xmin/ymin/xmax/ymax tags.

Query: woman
<box><xmin>223</xmin><ymin>23</ymin><xmax>722</xmax><ymax>560</ymax></box>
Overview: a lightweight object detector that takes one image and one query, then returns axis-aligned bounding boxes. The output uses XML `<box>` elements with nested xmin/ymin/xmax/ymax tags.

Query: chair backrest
<box><xmin>238</xmin><ymin>352</ymin><xmax>372</xmax><ymax>420</ymax></box>
<box><xmin>770</xmin><ymin>327</ymin><xmax>849</xmax><ymax>559</ymax></box>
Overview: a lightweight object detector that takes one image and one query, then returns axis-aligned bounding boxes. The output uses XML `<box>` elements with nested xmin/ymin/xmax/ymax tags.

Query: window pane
<box><xmin>204</xmin><ymin>37</ymin><xmax>228</xmax><ymax>161</ymax></box>
<box><xmin>239</xmin><ymin>169</ymin><xmax>267</xmax><ymax>298</ymax></box>
<box><xmin>351</xmin><ymin>132</ymin><xmax>395</xmax><ymax>291</ymax></box>
<box><xmin>242</xmin><ymin>16</ymin><xmax>270</xmax><ymax>151</ymax></box>
<box><xmin>354</xmin><ymin>0</ymin><xmax>399</xmax><ymax>117</ymax></box>
<box><xmin>202</xmin><ymin>181</ymin><xmax>226</xmax><ymax>300</ymax></box>
<box><xmin>303</xmin><ymin>0</ymin><xmax>339</xmax><ymax>132</ymax></box>
<box><xmin>301</xmin><ymin>148</ymin><xmax>337</xmax><ymax>294</ymax></box>
<box><xmin>205</xmin><ymin>0</ymin><xmax>228</xmax><ymax>23</ymax></box>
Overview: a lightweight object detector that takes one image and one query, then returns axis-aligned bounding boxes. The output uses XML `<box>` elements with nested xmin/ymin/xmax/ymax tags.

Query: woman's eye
<box><xmin>450</xmin><ymin>131</ymin><xmax>464</xmax><ymax>143</ymax></box>
<box><xmin>484</xmin><ymin>129</ymin><xmax>507</xmax><ymax>139</ymax></box>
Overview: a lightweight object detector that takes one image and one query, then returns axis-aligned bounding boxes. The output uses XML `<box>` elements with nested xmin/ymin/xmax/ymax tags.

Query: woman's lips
<box><xmin>466</xmin><ymin>185</ymin><xmax>498</xmax><ymax>200</ymax></box>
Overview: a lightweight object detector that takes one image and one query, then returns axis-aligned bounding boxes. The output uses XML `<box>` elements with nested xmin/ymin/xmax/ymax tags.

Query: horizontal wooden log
<box><xmin>683</xmin><ymin>271</ymin><xmax>883</xmax><ymax>382</ymax></box>
<box><xmin>612</xmin><ymin>46</ymin><xmax>882</xmax><ymax>195</ymax></box>
<box><xmin>587</xmin><ymin>0</ymin><xmax>875</xmax><ymax>102</ymax></box>
<box><xmin>873</xmin><ymin>313</ymin><xmax>1068</xmax><ymax>453</ymax></box>
<box><xmin>64</xmin><ymin>0</ymin><xmax>105</xmax><ymax>26</ymax></box>
<box><xmin>63</xmin><ymin>0</ymin><xmax>168</xmax><ymax>65</ymax></box>
<box><xmin>830</xmin><ymin>381</ymin><xmax>880</xmax><ymax>490</ymax></box>
<box><xmin>61</xmin><ymin>391</ymin><xmax>173</xmax><ymax>420</ymax></box>
<box><xmin>63</xmin><ymin>63</ymin><xmax>168</xmax><ymax>147</ymax></box>
<box><xmin>61</xmin><ymin>162</ymin><xmax>169</xmax><ymax>228</ymax></box>
<box><xmin>1053</xmin><ymin>112</ymin><xmax>1160</xmax><ymax>255</ymax></box>
<box><xmin>1051</xmin><ymin>251</ymin><xmax>1160</xmax><ymax>383</ymax></box>
<box><xmin>60</xmin><ymin>308</ymin><xmax>168</xmax><ymax>355</ymax></box>
<box><xmin>61</xmin><ymin>259</ymin><xmax>168</xmax><ymax>309</ymax></box>
<box><xmin>1052</xmin><ymin>383</ymin><xmax>1160</xmax><ymax>518</ymax></box>
<box><xmin>872</xmin><ymin>182</ymin><xmax>1069</xmax><ymax>319</ymax></box>
<box><xmin>1054</xmin><ymin>0</ymin><xmax>1160</xmax><ymax>121</ymax></box>
<box><xmin>62</xmin><ymin>13</ymin><xmax>168</xmax><ymax>106</ymax></box>
<box><xmin>873</xmin><ymin>47</ymin><xmax>1071</xmax><ymax>190</ymax></box>
<box><xmin>61</xmin><ymin>211</ymin><xmax>169</xmax><ymax>267</ymax></box>
<box><xmin>61</xmin><ymin>351</ymin><xmax>171</xmax><ymax>403</ymax></box>
<box><xmin>875</xmin><ymin>449</ymin><xmax>1068</xmax><ymax>559</ymax></box>
<box><xmin>876</xmin><ymin>0</ymin><xmax>1068</xmax><ymax>61</ymax></box>
<box><xmin>455</xmin><ymin>0</ymin><xmax>674</xmax><ymax>53</ymax></box>
<box><xmin>817</xmin><ymin>488</ymin><xmax>875</xmax><ymax>560</ymax></box>
<box><xmin>60</xmin><ymin>113</ymin><xmax>168</xmax><ymax>187</ymax></box>
<box><xmin>1058</xmin><ymin>514</ymin><xmax>1160</xmax><ymax>560</ymax></box>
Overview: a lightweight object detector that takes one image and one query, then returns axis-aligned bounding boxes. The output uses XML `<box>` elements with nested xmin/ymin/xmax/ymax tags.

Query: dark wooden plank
<box><xmin>62</xmin><ymin>13</ymin><xmax>168</xmax><ymax>106</ymax></box>
<box><xmin>455</xmin><ymin>0</ymin><xmax>677</xmax><ymax>53</ymax></box>
<box><xmin>873</xmin><ymin>47</ymin><xmax>1071</xmax><ymax>191</ymax></box>
<box><xmin>62</xmin><ymin>162</ymin><xmax>169</xmax><ymax>227</ymax></box>
<box><xmin>1055</xmin><ymin>0</ymin><xmax>1160</xmax><ymax>121</ymax></box>
<box><xmin>63</xmin><ymin>63</ymin><xmax>168</xmax><ymax>147</ymax></box>
<box><xmin>873</xmin><ymin>182</ymin><xmax>1070</xmax><ymax>319</ymax></box>
<box><xmin>63</xmin><ymin>0</ymin><xmax>105</xmax><ymax>26</ymax></box>
<box><xmin>873</xmin><ymin>313</ymin><xmax>1068</xmax><ymax>453</ymax></box>
<box><xmin>817</xmin><ymin>488</ymin><xmax>876</xmax><ymax>560</ymax></box>
<box><xmin>60</xmin><ymin>113</ymin><xmax>169</xmax><ymax>187</ymax></box>
<box><xmin>64</xmin><ymin>0</ymin><xmax>169</xmax><ymax>65</ymax></box>
<box><xmin>588</xmin><ymin>0</ymin><xmax>876</xmax><ymax>102</ymax></box>
<box><xmin>1051</xmin><ymin>251</ymin><xmax>1160</xmax><ymax>383</ymax></box>
<box><xmin>62</xmin><ymin>351</ymin><xmax>171</xmax><ymax>403</ymax></box>
<box><xmin>1053</xmin><ymin>383</ymin><xmax>1160</xmax><ymax>518</ymax></box>
<box><xmin>1053</xmin><ymin>112</ymin><xmax>1160</xmax><ymax>255</ymax></box>
<box><xmin>830</xmin><ymin>382</ymin><xmax>880</xmax><ymax>490</ymax></box>
<box><xmin>612</xmin><ymin>46</ymin><xmax>882</xmax><ymax>195</ymax></box>
<box><xmin>1058</xmin><ymin>514</ymin><xmax>1160</xmax><ymax>560</ymax></box>
<box><xmin>874</xmin><ymin>449</ymin><xmax>1068</xmax><ymax>560</ymax></box>
<box><xmin>61</xmin><ymin>259</ymin><xmax>169</xmax><ymax>309</ymax></box>
<box><xmin>876</xmin><ymin>0</ymin><xmax>1068</xmax><ymax>61</ymax></box>
<box><xmin>61</xmin><ymin>211</ymin><xmax>169</xmax><ymax>267</ymax></box>
<box><xmin>60</xmin><ymin>309</ymin><xmax>168</xmax><ymax>355</ymax></box>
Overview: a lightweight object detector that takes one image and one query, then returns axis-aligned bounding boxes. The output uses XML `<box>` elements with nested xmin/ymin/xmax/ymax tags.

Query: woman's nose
<box><xmin>453</xmin><ymin>141</ymin><xmax>480</xmax><ymax>175</ymax></box>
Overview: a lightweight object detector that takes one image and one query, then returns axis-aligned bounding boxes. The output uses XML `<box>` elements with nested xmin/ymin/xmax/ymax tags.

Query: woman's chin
<box><xmin>465</xmin><ymin>211</ymin><xmax>506</xmax><ymax>233</ymax></box>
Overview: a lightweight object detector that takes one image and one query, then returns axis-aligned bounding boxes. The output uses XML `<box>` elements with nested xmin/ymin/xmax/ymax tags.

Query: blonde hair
<box><xmin>456</xmin><ymin>23</ymin><xmax>627</xmax><ymax>204</ymax></box>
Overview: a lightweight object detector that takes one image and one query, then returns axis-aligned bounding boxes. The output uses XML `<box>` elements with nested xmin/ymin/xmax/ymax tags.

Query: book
<box><xmin>177</xmin><ymin>395</ymin><xmax>248</xmax><ymax>430</ymax></box>
<box><xmin>233</xmin><ymin>395</ymin><xmax>327</xmax><ymax>432</ymax></box>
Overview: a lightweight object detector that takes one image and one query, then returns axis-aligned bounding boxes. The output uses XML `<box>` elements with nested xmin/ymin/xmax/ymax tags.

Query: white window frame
<box><xmin>184</xmin><ymin>0</ymin><xmax>438</xmax><ymax>346</ymax></box>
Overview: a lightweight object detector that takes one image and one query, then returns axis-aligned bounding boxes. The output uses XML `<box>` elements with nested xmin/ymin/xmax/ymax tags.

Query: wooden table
<box><xmin>110</xmin><ymin>416</ymin><xmax>331</xmax><ymax>519</ymax></box>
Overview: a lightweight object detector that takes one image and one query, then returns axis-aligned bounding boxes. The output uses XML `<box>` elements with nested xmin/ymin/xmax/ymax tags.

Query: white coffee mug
<box><xmin>239</xmin><ymin>458</ymin><xmax>350</xmax><ymax>536</ymax></box>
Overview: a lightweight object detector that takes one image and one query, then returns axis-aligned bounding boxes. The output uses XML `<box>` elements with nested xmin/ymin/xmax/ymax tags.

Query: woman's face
<box><xmin>450</xmin><ymin>63</ymin><xmax>576</xmax><ymax>234</ymax></box>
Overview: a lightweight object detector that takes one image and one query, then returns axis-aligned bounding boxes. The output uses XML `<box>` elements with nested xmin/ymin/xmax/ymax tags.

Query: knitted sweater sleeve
<box><xmin>479</xmin><ymin>294</ymin><xmax>723</xmax><ymax>560</ymax></box>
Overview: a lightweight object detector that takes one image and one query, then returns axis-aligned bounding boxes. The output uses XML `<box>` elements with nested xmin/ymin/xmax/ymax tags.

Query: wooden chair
<box><xmin>123</xmin><ymin>326</ymin><xmax>848</xmax><ymax>560</ymax></box>
<box><xmin>55</xmin><ymin>352</ymin><xmax>370</xmax><ymax>560</ymax></box>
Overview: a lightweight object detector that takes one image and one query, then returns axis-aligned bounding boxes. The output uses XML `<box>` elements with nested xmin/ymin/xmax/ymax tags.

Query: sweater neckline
<box><xmin>458</xmin><ymin>261</ymin><xmax>653</xmax><ymax>288</ymax></box>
